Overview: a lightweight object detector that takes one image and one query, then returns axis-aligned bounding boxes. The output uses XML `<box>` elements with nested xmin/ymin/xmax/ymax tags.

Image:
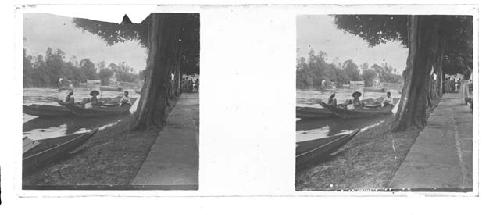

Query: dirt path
<box><xmin>131</xmin><ymin>93</ymin><xmax>199</xmax><ymax>190</ymax></box>
<box><xmin>390</xmin><ymin>93</ymin><xmax>473</xmax><ymax>190</ymax></box>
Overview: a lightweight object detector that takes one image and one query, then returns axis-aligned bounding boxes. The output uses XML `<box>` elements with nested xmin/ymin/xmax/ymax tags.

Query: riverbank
<box><xmin>23</xmin><ymin>99</ymin><xmax>178</xmax><ymax>188</ymax></box>
<box><xmin>296</xmin><ymin>117</ymin><xmax>420</xmax><ymax>190</ymax></box>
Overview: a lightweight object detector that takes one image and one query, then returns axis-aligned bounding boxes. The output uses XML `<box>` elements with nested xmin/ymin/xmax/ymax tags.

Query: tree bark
<box><xmin>131</xmin><ymin>14</ymin><xmax>184</xmax><ymax>130</ymax></box>
<box><xmin>392</xmin><ymin>16</ymin><xmax>442</xmax><ymax>131</ymax></box>
<box><xmin>435</xmin><ymin>36</ymin><xmax>446</xmax><ymax>98</ymax></box>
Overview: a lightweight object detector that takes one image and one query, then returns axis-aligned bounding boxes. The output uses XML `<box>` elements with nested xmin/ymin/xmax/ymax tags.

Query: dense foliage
<box><xmin>296</xmin><ymin>50</ymin><xmax>402</xmax><ymax>89</ymax></box>
<box><xmin>334</xmin><ymin>14</ymin><xmax>473</xmax><ymax>130</ymax></box>
<box><xmin>23</xmin><ymin>47</ymin><xmax>141</xmax><ymax>88</ymax></box>
<box><xmin>73</xmin><ymin>14</ymin><xmax>199</xmax><ymax>75</ymax></box>
<box><xmin>334</xmin><ymin>15</ymin><xmax>473</xmax><ymax>77</ymax></box>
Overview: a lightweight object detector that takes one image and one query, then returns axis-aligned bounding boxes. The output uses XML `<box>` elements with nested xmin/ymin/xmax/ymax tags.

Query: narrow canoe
<box><xmin>320</xmin><ymin>102</ymin><xmax>393</xmax><ymax>119</ymax></box>
<box><xmin>23</xmin><ymin>129</ymin><xmax>97</xmax><ymax>175</ymax></box>
<box><xmin>296</xmin><ymin>106</ymin><xmax>337</xmax><ymax>119</ymax></box>
<box><xmin>296</xmin><ymin>129</ymin><xmax>360</xmax><ymax>170</ymax></box>
<box><xmin>61</xmin><ymin>98</ymin><xmax>137</xmax><ymax>117</ymax></box>
<box><xmin>61</xmin><ymin>98</ymin><xmax>137</xmax><ymax>107</ymax></box>
<box><xmin>64</xmin><ymin>103</ymin><xmax>132</xmax><ymax>117</ymax></box>
<box><xmin>23</xmin><ymin>104</ymin><xmax>72</xmax><ymax>117</ymax></box>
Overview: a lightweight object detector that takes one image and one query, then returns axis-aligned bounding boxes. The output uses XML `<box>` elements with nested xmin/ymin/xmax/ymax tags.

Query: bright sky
<box><xmin>23</xmin><ymin>13</ymin><xmax>147</xmax><ymax>72</ymax></box>
<box><xmin>297</xmin><ymin>15</ymin><xmax>408</xmax><ymax>74</ymax></box>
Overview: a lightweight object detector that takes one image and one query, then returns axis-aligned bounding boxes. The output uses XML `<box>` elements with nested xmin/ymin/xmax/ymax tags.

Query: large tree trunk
<box><xmin>435</xmin><ymin>36</ymin><xmax>446</xmax><ymax>98</ymax></box>
<box><xmin>392</xmin><ymin>16</ymin><xmax>443</xmax><ymax>131</ymax></box>
<box><xmin>131</xmin><ymin>14</ymin><xmax>184</xmax><ymax>130</ymax></box>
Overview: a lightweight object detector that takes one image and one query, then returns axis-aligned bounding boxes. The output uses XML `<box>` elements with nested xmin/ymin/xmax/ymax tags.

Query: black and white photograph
<box><xmin>296</xmin><ymin>15</ymin><xmax>474</xmax><ymax>191</ymax></box>
<box><xmin>1</xmin><ymin>2</ymin><xmax>496</xmax><ymax>214</ymax></box>
<box><xmin>22</xmin><ymin>13</ymin><xmax>199</xmax><ymax>190</ymax></box>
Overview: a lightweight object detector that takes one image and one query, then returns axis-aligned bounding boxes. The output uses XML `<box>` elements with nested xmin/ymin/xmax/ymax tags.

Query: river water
<box><xmin>296</xmin><ymin>88</ymin><xmax>401</xmax><ymax>143</ymax></box>
<box><xmin>23</xmin><ymin>88</ymin><xmax>141</xmax><ymax>142</ymax></box>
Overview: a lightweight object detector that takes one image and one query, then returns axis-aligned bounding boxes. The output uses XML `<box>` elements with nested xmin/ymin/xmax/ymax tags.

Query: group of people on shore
<box><xmin>64</xmin><ymin>90</ymin><xmax>131</xmax><ymax>108</ymax></box>
<box><xmin>182</xmin><ymin>76</ymin><xmax>199</xmax><ymax>93</ymax></box>
<box><xmin>326</xmin><ymin>91</ymin><xmax>393</xmax><ymax>110</ymax></box>
<box><xmin>444</xmin><ymin>77</ymin><xmax>461</xmax><ymax>93</ymax></box>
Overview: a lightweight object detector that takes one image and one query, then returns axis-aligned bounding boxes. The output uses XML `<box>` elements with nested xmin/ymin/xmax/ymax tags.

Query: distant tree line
<box><xmin>296</xmin><ymin>49</ymin><xmax>402</xmax><ymax>89</ymax></box>
<box><xmin>23</xmin><ymin>47</ymin><xmax>143</xmax><ymax>88</ymax></box>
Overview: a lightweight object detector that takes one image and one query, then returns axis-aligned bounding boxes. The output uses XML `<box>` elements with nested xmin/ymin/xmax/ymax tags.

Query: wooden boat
<box><xmin>100</xmin><ymin>98</ymin><xmax>137</xmax><ymax>107</ymax></box>
<box><xmin>23</xmin><ymin>129</ymin><xmax>97</xmax><ymax>175</ymax></box>
<box><xmin>99</xmin><ymin>86</ymin><xmax>123</xmax><ymax>91</ymax></box>
<box><xmin>296</xmin><ymin>129</ymin><xmax>360</xmax><ymax>170</ymax></box>
<box><xmin>64</xmin><ymin>103</ymin><xmax>133</xmax><ymax>117</ymax></box>
<box><xmin>320</xmin><ymin>102</ymin><xmax>393</xmax><ymax>119</ymax></box>
<box><xmin>60</xmin><ymin>97</ymin><xmax>136</xmax><ymax>107</ymax></box>
<box><xmin>296</xmin><ymin>106</ymin><xmax>336</xmax><ymax>119</ymax></box>
<box><xmin>23</xmin><ymin>104</ymin><xmax>72</xmax><ymax>117</ymax></box>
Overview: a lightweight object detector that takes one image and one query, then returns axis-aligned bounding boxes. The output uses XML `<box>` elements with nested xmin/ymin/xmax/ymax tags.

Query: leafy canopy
<box><xmin>73</xmin><ymin>14</ymin><xmax>200</xmax><ymax>74</ymax></box>
<box><xmin>334</xmin><ymin>15</ymin><xmax>473</xmax><ymax>76</ymax></box>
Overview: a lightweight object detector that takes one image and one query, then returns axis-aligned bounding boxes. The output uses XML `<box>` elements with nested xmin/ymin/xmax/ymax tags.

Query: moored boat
<box><xmin>23</xmin><ymin>129</ymin><xmax>97</xmax><ymax>175</ymax></box>
<box><xmin>296</xmin><ymin>106</ymin><xmax>337</xmax><ymax>119</ymax></box>
<box><xmin>23</xmin><ymin>104</ymin><xmax>72</xmax><ymax>117</ymax></box>
<box><xmin>64</xmin><ymin>103</ymin><xmax>133</xmax><ymax>117</ymax></box>
<box><xmin>320</xmin><ymin>102</ymin><xmax>393</xmax><ymax>119</ymax></box>
<box><xmin>296</xmin><ymin>129</ymin><xmax>360</xmax><ymax>170</ymax></box>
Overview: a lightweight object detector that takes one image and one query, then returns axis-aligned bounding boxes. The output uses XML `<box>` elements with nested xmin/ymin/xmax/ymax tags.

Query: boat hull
<box><xmin>23</xmin><ymin>129</ymin><xmax>97</xmax><ymax>175</ymax></box>
<box><xmin>320</xmin><ymin>102</ymin><xmax>393</xmax><ymax>119</ymax></box>
<box><xmin>296</xmin><ymin>129</ymin><xmax>360</xmax><ymax>170</ymax></box>
<box><xmin>23</xmin><ymin>104</ymin><xmax>72</xmax><ymax>117</ymax></box>
<box><xmin>296</xmin><ymin>106</ymin><xmax>337</xmax><ymax>119</ymax></box>
<box><xmin>64</xmin><ymin>103</ymin><xmax>132</xmax><ymax>117</ymax></box>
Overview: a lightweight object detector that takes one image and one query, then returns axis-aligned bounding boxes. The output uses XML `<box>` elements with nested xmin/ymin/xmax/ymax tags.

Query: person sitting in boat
<box><xmin>120</xmin><ymin>91</ymin><xmax>131</xmax><ymax>106</ymax></box>
<box><xmin>65</xmin><ymin>91</ymin><xmax>75</xmax><ymax>104</ymax></box>
<box><xmin>382</xmin><ymin>91</ymin><xmax>393</xmax><ymax>107</ymax></box>
<box><xmin>351</xmin><ymin>91</ymin><xmax>363</xmax><ymax>109</ymax></box>
<box><xmin>89</xmin><ymin>90</ymin><xmax>101</xmax><ymax>107</ymax></box>
<box><xmin>327</xmin><ymin>93</ymin><xmax>337</xmax><ymax>106</ymax></box>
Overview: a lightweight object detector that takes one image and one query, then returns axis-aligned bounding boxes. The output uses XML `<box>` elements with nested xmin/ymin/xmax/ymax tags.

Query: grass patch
<box><xmin>295</xmin><ymin>117</ymin><xmax>421</xmax><ymax>191</ymax></box>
